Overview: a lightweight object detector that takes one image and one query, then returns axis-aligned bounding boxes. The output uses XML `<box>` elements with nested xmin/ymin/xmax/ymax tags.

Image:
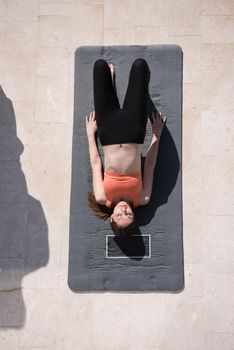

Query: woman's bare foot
<box><xmin>108</xmin><ymin>63</ymin><xmax>115</xmax><ymax>83</ymax></box>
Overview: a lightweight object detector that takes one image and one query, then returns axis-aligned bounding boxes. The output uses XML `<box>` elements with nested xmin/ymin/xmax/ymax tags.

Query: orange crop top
<box><xmin>103</xmin><ymin>171</ymin><xmax>142</xmax><ymax>208</ymax></box>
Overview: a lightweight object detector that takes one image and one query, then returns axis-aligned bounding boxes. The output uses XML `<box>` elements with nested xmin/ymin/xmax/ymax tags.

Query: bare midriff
<box><xmin>102</xmin><ymin>143</ymin><xmax>143</xmax><ymax>174</ymax></box>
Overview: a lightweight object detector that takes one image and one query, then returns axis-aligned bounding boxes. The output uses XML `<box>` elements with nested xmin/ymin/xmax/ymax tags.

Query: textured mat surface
<box><xmin>68</xmin><ymin>45</ymin><xmax>184</xmax><ymax>292</ymax></box>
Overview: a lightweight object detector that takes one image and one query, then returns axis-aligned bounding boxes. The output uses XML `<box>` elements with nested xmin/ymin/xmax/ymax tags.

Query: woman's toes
<box><xmin>108</xmin><ymin>63</ymin><xmax>115</xmax><ymax>72</ymax></box>
<box><xmin>108</xmin><ymin>63</ymin><xmax>115</xmax><ymax>80</ymax></box>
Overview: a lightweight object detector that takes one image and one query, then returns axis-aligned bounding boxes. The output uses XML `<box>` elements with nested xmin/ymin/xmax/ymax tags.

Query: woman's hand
<box><xmin>86</xmin><ymin>110</ymin><xmax>97</xmax><ymax>137</ymax></box>
<box><xmin>149</xmin><ymin>111</ymin><xmax>167</xmax><ymax>140</ymax></box>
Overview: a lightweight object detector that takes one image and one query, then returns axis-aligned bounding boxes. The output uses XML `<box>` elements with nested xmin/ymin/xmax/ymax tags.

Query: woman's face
<box><xmin>110</xmin><ymin>201</ymin><xmax>134</xmax><ymax>228</ymax></box>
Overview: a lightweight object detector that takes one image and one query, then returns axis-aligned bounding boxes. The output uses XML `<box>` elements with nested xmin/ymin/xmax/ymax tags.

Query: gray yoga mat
<box><xmin>68</xmin><ymin>45</ymin><xmax>184</xmax><ymax>292</ymax></box>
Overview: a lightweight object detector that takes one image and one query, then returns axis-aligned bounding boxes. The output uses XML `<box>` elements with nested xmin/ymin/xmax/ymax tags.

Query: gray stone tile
<box><xmin>104</xmin><ymin>0</ymin><xmax>136</xmax><ymax>28</ymax></box>
<box><xmin>18</xmin><ymin>288</ymin><xmax>58</xmax><ymax>347</ymax></box>
<box><xmin>70</xmin><ymin>3</ymin><xmax>103</xmax><ymax>51</ymax></box>
<box><xmin>0</xmin><ymin>258</ymin><xmax>24</xmax><ymax>290</ymax></box>
<box><xmin>183</xmin><ymin>264</ymin><xmax>204</xmax><ymax>297</ymax></box>
<box><xmin>183</xmin><ymin>164</ymin><xmax>202</xmax><ymax>215</ymax></box>
<box><xmin>204</xmin><ymin>295</ymin><xmax>234</xmax><ymax>333</ymax></box>
<box><xmin>168</xmin><ymin>36</ymin><xmax>201</xmax><ymax>84</ymax></box>
<box><xmin>168</xmin><ymin>0</ymin><xmax>202</xmax><ymax>35</ymax></box>
<box><xmin>183</xmin><ymin>214</ymin><xmax>204</xmax><ymax>264</ymax></box>
<box><xmin>202</xmin><ymin>0</ymin><xmax>234</xmax><ymax>15</ymax></box>
<box><xmin>129</xmin><ymin>294</ymin><xmax>204</xmax><ymax>349</ymax></box>
<box><xmin>93</xmin><ymin>294</ymin><xmax>131</xmax><ymax>349</ymax></box>
<box><xmin>201</xmin><ymin>156</ymin><xmax>234</xmax><ymax>216</ymax></box>
<box><xmin>0</xmin><ymin>328</ymin><xmax>20</xmax><ymax>348</ymax></box>
<box><xmin>135</xmin><ymin>26</ymin><xmax>168</xmax><ymax>45</ymax></box>
<box><xmin>202</xmin><ymin>15</ymin><xmax>234</xmax><ymax>43</ymax></box>
<box><xmin>0</xmin><ymin>86</ymin><xmax>25</xmax><ymax>161</ymax></box>
<box><xmin>103</xmin><ymin>27</ymin><xmax>135</xmax><ymax>45</ymax></box>
<box><xmin>38</xmin><ymin>15</ymin><xmax>70</xmax><ymax>48</ymax></box>
<box><xmin>24</xmin><ymin>223</ymin><xmax>49</xmax><ymax>273</ymax></box>
<box><xmin>35</xmin><ymin>75</ymin><xmax>69</xmax><ymax>122</ymax></box>
<box><xmin>0</xmin><ymin>1</ymin><xmax>7</xmax><ymax>16</ymax></box>
<box><xmin>2</xmin><ymin>71</ymin><xmax>36</xmax><ymax>102</ymax></box>
<box><xmin>0</xmin><ymin>183</ymin><xmax>28</xmax><ymax>202</ymax></box>
<box><xmin>182</xmin><ymin>83</ymin><xmax>202</xmax><ymax>166</ymax></box>
<box><xmin>201</xmin><ymin>69</ymin><xmax>234</xmax><ymax>112</ymax></box>
<box><xmin>204</xmin><ymin>272</ymin><xmax>234</xmax><ymax>297</ymax></box>
<box><xmin>0</xmin><ymin>203</ymin><xmax>28</xmax><ymax>258</ymax></box>
<box><xmin>28</xmin><ymin>195</ymin><xmax>48</xmax><ymax>226</ymax></box>
<box><xmin>56</xmin><ymin>290</ymin><xmax>96</xmax><ymax>350</ymax></box>
<box><xmin>0</xmin><ymin>16</ymin><xmax>6</xmax><ymax>49</ymax></box>
<box><xmin>1</xmin><ymin>46</ymin><xmax>37</xmax><ymax>74</ymax></box>
<box><xmin>23</xmin><ymin>222</ymin><xmax>61</xmax><ymax>289</ymax></box>
<box><xmin>0</xmin><ymin>289</ymin><xmax>23</xmax><ymax>327</ymax></box>
<box><xmin>36</xmin><ymin>46</ymin><xmax>70</xmax><ymax>77</ymax></box>
<box><xmin>204</xmin><ymin>331</ymin><xmax>234</xmax><ymax>350</ymax></box>
<box><xmin>39</xmin><ymin>2</ymin><xmax>72</xmax><ymax>16</ymax></box>
<box><xmin>202</xmin><ymin>215</ymin><xmax>234</xmax><ymax>273</ymax></box>
<box><xmin>6</xmin><ymin>0</ymin><xmax>39</xmax><ymax>21</ymax></box>
<box><xmin>137</xmin><ymin>0</ymin><xmax>169</xmax><ymax>27</ymax></box>
<box><xmin>201</xmin><ymin>43</ymin><xmax>234</xmax><ymax>70</ymax></box>
<box><xmin>5</xmin><ymin>20</ymin><xmax>38</xmax><ymax>50</ymax></box>
<box><xmin>0</xmin><ymin>162</ymin><xmax>26</xmax><ymax>182</ymax></box>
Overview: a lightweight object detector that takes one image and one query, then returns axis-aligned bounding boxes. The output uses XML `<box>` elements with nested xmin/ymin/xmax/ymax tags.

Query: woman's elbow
<box><xmin>139</xmin><ymin>195</ymin><xmax>151</xmax><ymax>206</ymax></box>
<box><xmin>144</xmin><ymin>196</ymin><xmax>151</xmax><ymax>205</ymax></box>
<box><xmin>96</xmin><ymin>197</ymin><xmax>106</xmax><ymax>205</ymax></box>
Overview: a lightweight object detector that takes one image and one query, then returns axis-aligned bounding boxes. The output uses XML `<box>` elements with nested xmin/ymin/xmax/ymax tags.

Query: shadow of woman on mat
<box><xmin>135</xmin><ymin>123</ymin><xmax>180</xmax><ymax>226</ymax></box>
<box><xmin>0</xmin><ymin>86</ymin><xmax>49</xmax><ymax>328</ymax></box>
<box><xmin>130</xmin><ymin>91</ymin><xmax>180</xmax><ymax>227</ymax></box>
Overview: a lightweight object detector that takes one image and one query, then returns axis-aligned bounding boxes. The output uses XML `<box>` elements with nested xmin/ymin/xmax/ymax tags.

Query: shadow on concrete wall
<box><xmin>0</xmin><ymin>86</ymin><xmax>49</xmax><ymax>328</ymax></box>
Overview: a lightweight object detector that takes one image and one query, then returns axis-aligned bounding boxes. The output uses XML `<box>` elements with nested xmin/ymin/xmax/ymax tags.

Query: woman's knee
<box><xmin>94</xmin><ymin>58</ymin><xmax>108</xmax><ymax>70</ymax></box>
<box><xmin>131</xmin><ymin>58</ymin><xmax>150</xmax><ymax>84</ymax></box>
<box><xmin>132</xmin><ymin>58</ymin><xmax>148</xmax><ymax>70</ymax></box>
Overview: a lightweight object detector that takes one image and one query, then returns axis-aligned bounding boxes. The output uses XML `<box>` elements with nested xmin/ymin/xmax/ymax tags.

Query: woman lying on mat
<box><xmin>86</xmin><ymin>58</ymin><xmax>166</xmax><ymax>237</ymax></box>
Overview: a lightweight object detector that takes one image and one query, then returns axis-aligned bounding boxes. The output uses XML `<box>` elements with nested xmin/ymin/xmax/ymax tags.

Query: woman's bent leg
<box><xmin>93</xmin><ymin>59</ymin><xmax>120</xmax><ymax>128</ymax></box>
<box><xmin>122</xmin><ymin>58</ymin><xmax>150</xmax><ymax>143</ymax></box>
<box><xmin>93</xmin><ymin>59</ymin><xmax>121</xmax><ymax>145</ymax></box>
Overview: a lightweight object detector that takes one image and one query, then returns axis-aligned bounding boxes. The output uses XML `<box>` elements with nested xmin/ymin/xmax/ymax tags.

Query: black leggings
<box><xmin>93</xmin><ymin>58</ymin><xmax>150</xmax><ymax>146</ymax></box>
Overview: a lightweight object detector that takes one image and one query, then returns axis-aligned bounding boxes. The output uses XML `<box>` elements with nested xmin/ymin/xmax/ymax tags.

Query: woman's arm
<box><xmin>87</xmin><ymin>134</ymin><xmax>107</xmax><ymax>202</ymax></box>
<box><xmin>145</xmin><ymin>134</ymin><xmax>160</xmax><ymax>165</ymax></box>
<box><xmin>139</xmin><ymin>111</ymin><xmax>166</xmax><ymax>205</ymax></box>
<box><xmin>86</xmin><ymin>110</ymin><xmax>106</xmax><ymax>202</ymax></box>
<box><xmin>87</xmin><ymin>133</ymin><xmax>102</xmax><ymax>168</ymax></box>
<box><xmin>91</xmin><ymin>162</ymin><xmax>106</xmax><ymax>202</ymax></box>
<box><xmin>86</xmin><ymin>111</ymin><xmax>102</xmax><ymax>167</ymax></box>
<box><xmin>140</xmin><ymin>135</ymin><xmax>160</xmax><ymax>205</ymax></box>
